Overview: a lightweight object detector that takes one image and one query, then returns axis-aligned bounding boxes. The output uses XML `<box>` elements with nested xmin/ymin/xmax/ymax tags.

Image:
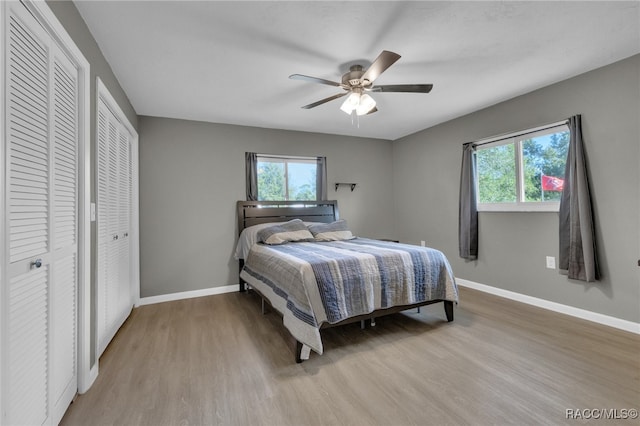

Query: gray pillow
<box><xmin>257</xmin><ymin>219</ymin><xmax>314</xmax><ymax>245</ymax></box>
<box><xmin>308</xmin><ymin>220</ymin><xmax>356</xmax><ymax>241</ymax></box>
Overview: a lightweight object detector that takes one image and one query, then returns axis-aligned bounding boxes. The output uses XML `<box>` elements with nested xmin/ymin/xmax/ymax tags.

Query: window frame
<box><xmin>475</xmin><ymin>122</ymin><xmax>569</xmax><ymax>213</ymax></box>
<box><xmin>256</xmin><ymin>154</ymin><xmax>319</xmax><ymax>201</ymax></box>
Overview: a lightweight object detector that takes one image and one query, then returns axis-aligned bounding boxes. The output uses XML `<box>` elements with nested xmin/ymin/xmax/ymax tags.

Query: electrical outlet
<box><xmin>546</xmin><ymin>256</ymin><xmax>556</xmax><ymax>269</ymax></box>
<box><xmin>420</xmin><ymin>240</ymin><xmax>426</xmax><ymax>247</ymax></box>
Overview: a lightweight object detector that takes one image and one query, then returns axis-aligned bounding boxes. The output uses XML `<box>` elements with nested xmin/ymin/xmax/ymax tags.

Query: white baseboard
<box><xmin>136</xmin><ymin>284</ymin><xmax>238</xmax><ymax>307</ymax></box>
<box><xmin>456</xmin><ymin>278</ymin><xmax>640</xmax><ymax>335</ymax></box>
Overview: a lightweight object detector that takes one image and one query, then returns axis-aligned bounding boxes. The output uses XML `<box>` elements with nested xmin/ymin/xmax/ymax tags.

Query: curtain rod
<box><xmin>464</xmin><ymin>119</ymin><xmax>569</xmax><ymax>148</ymax></box>
<box><xmin>255</xmin><ymin>153</ymin><xmax>319</xmax><ymax>160</ymax></box>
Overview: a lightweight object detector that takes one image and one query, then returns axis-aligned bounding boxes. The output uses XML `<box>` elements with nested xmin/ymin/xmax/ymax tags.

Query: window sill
<box><xmin>478</xmin><ymin>202</ymin><xmax>560</xmax><ymax>213</ymax></box>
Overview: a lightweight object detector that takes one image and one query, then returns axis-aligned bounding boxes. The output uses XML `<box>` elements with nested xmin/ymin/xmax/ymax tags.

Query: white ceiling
<box><xmin>74</xmin><ymin>1</ymin><xmax>640</xmax><ymax>141</ymax></box>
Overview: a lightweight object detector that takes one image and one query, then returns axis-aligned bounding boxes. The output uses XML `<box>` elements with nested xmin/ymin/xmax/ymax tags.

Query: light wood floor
<box><xmin>61</xmin><ymin>286</ymin><xmax>639</xmax><ymax>426</ymax></box>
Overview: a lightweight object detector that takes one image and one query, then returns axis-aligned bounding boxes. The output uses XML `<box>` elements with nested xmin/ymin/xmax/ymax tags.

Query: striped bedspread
<box><xmin>240</xmin><ymin>238</ymin><xmax>458</xmax><ymax>356</ymax></box>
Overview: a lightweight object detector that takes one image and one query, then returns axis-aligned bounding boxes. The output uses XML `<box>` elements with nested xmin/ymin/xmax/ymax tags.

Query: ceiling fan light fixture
<box><xmin>355</xmin><ymin>93</ymin><xmax>376</xmax><ymax>116</ymax></box>
<box><xmin>340</xmin><ymin>90</ymin><xmax>376</xmax><ymax>116</ymax></box>
<box><xmin>340</xmin><ymin>92</ymin><xmax>361</xmax><ymax>114</ymax></box>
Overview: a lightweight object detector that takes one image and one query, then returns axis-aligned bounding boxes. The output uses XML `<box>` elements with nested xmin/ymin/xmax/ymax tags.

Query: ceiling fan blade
<box><xmin>289</xmin><ymin>74</ymin><xmax>342</xmax><ymax>87</ymax></box>
<box><xmin>360</xmin><ymin>50</ymin><xmax>401</xmax><ymax>84</ymax></box>
<box><xmin>301</xmin><ymin>92</ymin><xmax>348</xmax><ymax>109</ymax></box>
<box><xmin>369</xmin><ymin>84</ymin><xmax>433</xmax><ymax>93</ymax></box>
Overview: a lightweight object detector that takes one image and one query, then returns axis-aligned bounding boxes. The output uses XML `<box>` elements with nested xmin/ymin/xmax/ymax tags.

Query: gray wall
<box><xmin>392</xmin><ymin>54</ymin><xmax>640</xmax><ymax>323</ymax></box>
<box><xmin>46</xmin><ymin>0</ymin><xmax>138</xmax><ymax>367</ymax></box>
<box><xmin>138</xmin><ymin>117</ymin><xmax>395</xmax><ymax>297</ymax></box>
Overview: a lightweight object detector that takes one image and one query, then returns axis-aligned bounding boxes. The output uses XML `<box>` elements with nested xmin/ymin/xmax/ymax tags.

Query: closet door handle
<box><xmin>31</xmin><ymin>258</ymin><xmax>43</xmax><ymax>269</ymax></box>
<box><xmin>112</xmin><ymin>234</ymin><xmax>119</xmax><ymax>241</ymax></box>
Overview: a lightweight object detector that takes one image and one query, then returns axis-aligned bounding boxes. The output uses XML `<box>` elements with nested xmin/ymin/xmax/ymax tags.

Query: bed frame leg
<box><xmin>444</xmin><ymin>300</ymin><xmax>454</xmax><ymax>322</ymax></box>
<box><xmin>239</xmin><ymin>261</ymin><xmax>246</xmax><ymax>292</ymax></box>
<box><xmin>295</xmin><ymin>341</ymin><xmax>304</xmax><ymax>363</ymax></box>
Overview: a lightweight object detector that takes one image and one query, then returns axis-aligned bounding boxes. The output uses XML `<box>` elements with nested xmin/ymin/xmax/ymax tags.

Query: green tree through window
<box><xmin>257</xmin><ymin>162</ymin><xmax>285</xmax><ymax>200</ymax></box>
<box><xmin>477</xmin><ymin>144</ymin><xmax>516</xmax><ymax>203</ymax></box>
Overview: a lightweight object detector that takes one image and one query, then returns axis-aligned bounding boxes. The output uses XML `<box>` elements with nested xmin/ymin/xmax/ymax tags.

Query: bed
<box><xmin>235</xmin><ymin>200</ymin><xmax>458</xmax><ymax>362</ymax></box>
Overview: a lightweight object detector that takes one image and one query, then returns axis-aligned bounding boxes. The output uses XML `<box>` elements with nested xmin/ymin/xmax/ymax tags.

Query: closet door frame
<box><xmin>0</xmin><ymin>0</ymin><xmax>92</xmax><ymax>416</ymax></box>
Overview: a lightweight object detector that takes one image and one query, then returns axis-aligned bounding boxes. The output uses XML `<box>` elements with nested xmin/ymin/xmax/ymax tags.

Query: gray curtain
<box><xmin>559</xmin><ymin>115</ymin><xmax>600</xmax><ymax>282</ymax></box>
<box><xmin>459</xmin><ymin>143</ymin><xmax>478</xmax><ymax>260</ymax></box>
<box><xmin>316</xmin><ymin>156</ymin><xmax>327</xmax><ymax>200</ymax></box>
<box><xmin>245</xmin><ymin>152</ymin><xmax>258</xmax><ymax>201</ymax></box>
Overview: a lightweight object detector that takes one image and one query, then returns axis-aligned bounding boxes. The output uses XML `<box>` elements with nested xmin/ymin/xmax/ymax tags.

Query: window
<box><xmin>256</xmin><ymin>155</ymin><xmax>320</xmax><ymax>201</ymax></box>
<box><xmin>476</xmin><ymin>123</ymin><xmax>569</xmax><ymax>212</ymax></box>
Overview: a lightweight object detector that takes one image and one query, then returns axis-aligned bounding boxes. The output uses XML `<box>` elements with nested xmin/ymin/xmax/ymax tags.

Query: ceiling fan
<box><xmin>289</xmin><ymin>50</ymin><xmax>433</xmax><ymax>116</ymax></box>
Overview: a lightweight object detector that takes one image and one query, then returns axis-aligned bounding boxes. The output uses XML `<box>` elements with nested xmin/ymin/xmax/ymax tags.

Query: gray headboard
<box><xmin>236</xmin><ymin>200</ymin><xmax>339</xmax><ymax>235</ymax></box>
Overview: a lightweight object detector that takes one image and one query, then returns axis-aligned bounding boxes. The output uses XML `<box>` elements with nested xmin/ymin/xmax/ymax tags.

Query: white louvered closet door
<box><xmin>97</xmin><ymin>98</ymin><xmax>133</xmax><ymax>357</ymax></box>
<box><xmin>50</xmin><ymin>37</ymin><xmax>79</xmax><ymax>422</ymax></box>
<box><xmin>4</xmin><ymin>2</ymin><xmax>78</xmax><ymax>425</ymax></box>
<box><xmin>117</xmin><ymin>126</ymin><xmax>132</xmax><ymax>328</ymax></box>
